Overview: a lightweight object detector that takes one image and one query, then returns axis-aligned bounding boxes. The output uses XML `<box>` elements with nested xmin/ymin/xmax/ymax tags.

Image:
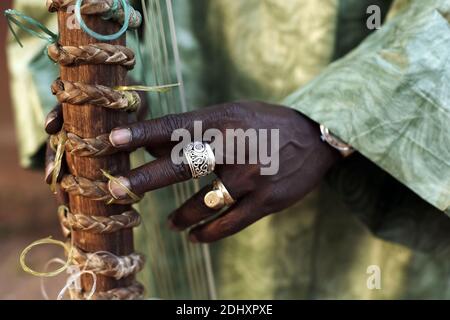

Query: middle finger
<box><xmin>108</xmin><ymin>155</ymin><xmax>192</xmax><ymax>199</ymax></box>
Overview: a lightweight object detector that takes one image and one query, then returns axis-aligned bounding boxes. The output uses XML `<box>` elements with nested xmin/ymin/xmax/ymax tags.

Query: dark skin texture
<box><xmin>45</xmin><ymin>101</ymin><xmax>341</xmax><ymax>243</ymax></box>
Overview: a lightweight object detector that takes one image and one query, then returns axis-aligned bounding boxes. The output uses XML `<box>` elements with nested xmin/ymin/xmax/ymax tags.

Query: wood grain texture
<box><xmin>57</xmin><ymin>10</ymin><xmax>134</xmax><ymax>293</ymax></box>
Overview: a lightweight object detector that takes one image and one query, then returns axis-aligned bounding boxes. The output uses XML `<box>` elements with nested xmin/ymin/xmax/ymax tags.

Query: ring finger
<box><xmin>167</xmin><ymin>178</ymin><xmax>246</xmax><ymax>231</ymax></box>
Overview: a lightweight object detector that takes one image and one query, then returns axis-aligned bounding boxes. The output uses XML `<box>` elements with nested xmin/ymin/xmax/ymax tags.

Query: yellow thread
<box><xmin>122</xmin><ymin>91</ymin><xmax>140</xmax><ymax>112</ymax></box>
<box><xmin>20</xmin><ymin>206</ymin><xmax>74</xmax><ymax>278</ymax></box>
<box><xmin>114</xmin><ymin>83</ymin><xmax>179</xmax><ymax>93</ymax></box>
<box><xmin>20</xmin><ymin>237</ymin><xmax>68</xmax><ymax>277</ymax></box>
<box><xmin>49</xmin><ymin>134</ymin><xmax>58</xmax><ymax>153</ymax></box>
<box><xmin>51</xmin><ymin>131</ymin><xmax>67</xmax><ymax>194</ymax></box>
<box><xmin>101</xmin><ymin>169</ymin><xmax>141</xmax><ymax>203</ymax></box>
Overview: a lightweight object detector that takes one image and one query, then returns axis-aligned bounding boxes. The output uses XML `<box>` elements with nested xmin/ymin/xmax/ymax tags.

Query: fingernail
<box><xmin>108</xmin><ymin>176</ymin><xmax>131</xmax><ymax>199</ymax></box>
<box><xmin>109</xmin><ymin>128</ymin><xmax>132</xmax><ymax>147</ymax></box>
<box><xmin>188</xmin><ymin>233</ymin><xmax>199</xmax><ymax>243</ymax></box>
<box><xmin>45</xmin><ymin>161</ymin><xmax>54</xmax><ymax>184</ymax></box>
<box><xmin>45</xmin><ymin>111</ymin><xmax>58</xmax><ymax>132</ymax></box>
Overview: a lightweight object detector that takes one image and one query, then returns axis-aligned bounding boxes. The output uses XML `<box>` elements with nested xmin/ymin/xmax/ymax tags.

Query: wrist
<box><xmin>294</xmin><ymin>111</ymin><xmax>342</xmax><ymax>165</ymax></box>
<box><xmin>319</xmin><ymin>125</ymin><xmax>354</xmax><ymax>158</ymax></box>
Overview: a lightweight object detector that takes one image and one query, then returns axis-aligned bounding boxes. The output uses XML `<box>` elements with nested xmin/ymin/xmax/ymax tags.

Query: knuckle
<box><xmin>171</xmin><ymin>162</ymin><xmax>191</xmax><ymax>181</ymax></box>
<box><xmin>130</xmin><ymin>164</ymin><xmax>163</xmax><ymax>194</ymax></box>
<box><xmin>162</xmin><ymin>114</ymin><xmax>184</xmax><ymax>132</ymax></box>
<box><xmin>132</xmin><ymin>121</ymin><xmax>151</xmax><ymax>143</ymax></box>
<box><xmin>222</xmin><ymin>102</ymin><xmax>242</xmax><ymax>119</ymax></box>
<box><xmin>131</xmin><ymin>170</ymin><xmax>151</xmax><ymax>192</ymax></box>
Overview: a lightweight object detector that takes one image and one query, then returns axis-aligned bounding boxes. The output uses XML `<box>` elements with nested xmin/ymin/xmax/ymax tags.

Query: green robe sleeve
<box><xmin>283</xmin><ymin>0</ymin><xmax>450</xmax><ymax>216</ymax></box>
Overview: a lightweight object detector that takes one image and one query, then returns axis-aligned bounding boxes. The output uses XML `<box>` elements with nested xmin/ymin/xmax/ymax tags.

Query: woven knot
<box><xmin>48</xmin><ymin>43</ymin><xmax>136</xmax><ymax>69</ymax></box>
<box><xmin>50</xmin><ymin>130</ymin><xmax>117</xmax><ymax>158</ymax></box>
<box><xmin>72</xmin><ymin>246</ymin><xmax>145</xmax><ymax>280</ymax></box>
<box><xmin>58</xmin><ymin>206</ymin><xmax>141</xmax><ymax>236</ymax></box>
<box><xmin>61</xmin><ymin>174</ymin><xmax>139</xmax><ymax>205</ymax></box>
<box><xmin>51</xmin><ymin>79</ymin><xmax>140</xmax><ymax>112</ymax></box>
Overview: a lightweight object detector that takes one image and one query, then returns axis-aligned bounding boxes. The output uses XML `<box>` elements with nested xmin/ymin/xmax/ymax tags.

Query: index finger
<box><xmin>108</xmin><ymin>103</ymin><xmax>229</xmax><ymax>150</ymax></box>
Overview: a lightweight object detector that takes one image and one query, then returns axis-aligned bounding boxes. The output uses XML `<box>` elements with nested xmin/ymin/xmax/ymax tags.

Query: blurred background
<box><xmin>0</xmin><ymin>0</ymin><xmax>63</xmax><ymax>299</ymax></box>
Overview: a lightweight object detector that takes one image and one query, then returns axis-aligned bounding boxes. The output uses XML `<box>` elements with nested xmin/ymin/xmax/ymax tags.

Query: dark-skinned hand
<box><xmin>45</xmin><ymin>101</ymin><xmax>341</xmax><ymax>243</ymax></box>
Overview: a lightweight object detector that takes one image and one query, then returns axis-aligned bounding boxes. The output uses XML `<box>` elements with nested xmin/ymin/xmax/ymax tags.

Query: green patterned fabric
<box><xmin>176</xmin><ymin>0</ymin><xmax>450</xmax><ymax>299</ymax></box>
<box><xmin>7</xmin><ymin>0</ymin><xmax>450</xmax><ymax>299</ymax></box>
<box><xmin>284</xmin><ymin>0</ymin><xmax>450</xmax><ymax>216</ymax></box>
